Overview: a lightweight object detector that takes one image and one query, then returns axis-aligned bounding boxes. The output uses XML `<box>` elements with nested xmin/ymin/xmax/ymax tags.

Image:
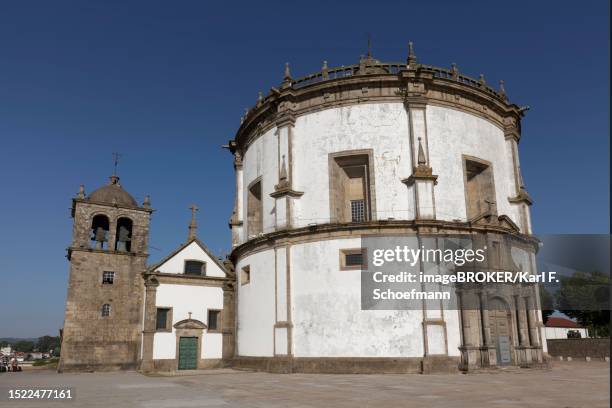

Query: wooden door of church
<box><xmin>489</xmin><ymin>300</ymin><xmax>513</xmax><ymax>366</ymax></box>
<box><xmin>178</xmin><ymin>337</ymin><xmax>198</xmax><ymax>370</ymax></box>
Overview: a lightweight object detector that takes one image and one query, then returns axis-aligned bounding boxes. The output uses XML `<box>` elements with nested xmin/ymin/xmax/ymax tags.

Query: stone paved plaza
<box><xmin>0</xmin><ymin>361</ymin><xmax>608</xmax><ymax>408</ymax></box>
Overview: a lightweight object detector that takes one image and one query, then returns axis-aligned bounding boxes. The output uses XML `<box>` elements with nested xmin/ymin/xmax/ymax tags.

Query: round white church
<box><xmin>227</xmin><ymin>44</ymin><xmax>547</xmax><ymax>373</ymax></box>
<box><xmin>59</xmin><ymin>42</ymin><xmax>548</xmax><ymax>374</ymax></box>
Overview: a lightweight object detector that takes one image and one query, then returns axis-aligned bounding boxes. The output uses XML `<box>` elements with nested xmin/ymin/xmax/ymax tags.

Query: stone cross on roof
<box><xmin>188</xmin><ymin>204</ymin><xmax>198</xmax><ymax>240</ymax></box>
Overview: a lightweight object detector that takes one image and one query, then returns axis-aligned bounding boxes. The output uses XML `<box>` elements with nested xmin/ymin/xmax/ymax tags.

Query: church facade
<box><xmin>59</xmin><ymin>43</ymin><xmax>548</xmax><ymax>374</ymax></box>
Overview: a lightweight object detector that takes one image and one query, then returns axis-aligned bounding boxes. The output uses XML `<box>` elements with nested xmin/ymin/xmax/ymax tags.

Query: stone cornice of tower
<box><xmin>231</xmin><ymin>59</ymin><xmax>527</xmax><ymax>154</ymax></box>
<box><xmin>71</xmin><ymin>197</ymin><xmax>154</xmax><ymax>218</ymax></box>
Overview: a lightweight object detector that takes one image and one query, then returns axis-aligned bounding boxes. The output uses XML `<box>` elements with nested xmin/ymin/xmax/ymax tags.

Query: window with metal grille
<box><xmin>184</xmin><ymin>260</ymin><xmax>205</xmax><ymax>276</ymax></box>
<box><xmin>101</xmin><ymin>304</ymin><xmax>111</xmax><ymax>317</ymax></box>
<box><xmin>156</xmin><ymin>308</ymin><xmax>170</xmax><ymax>330</ymax></box>
<box><xmin>345</xmin><ymin>252</ymin><xmax>363</xmax><ymax>267</ymax></box>
<box><xmin>208</xmin><ymin>310</ymin><xmax>220</xmax><ymax>331</ymax></box>
<box><xmin>351</xmin><ymin>200</ymin><xmax>365</xmax><ymax>222</ymax></box>
<box><xmin>102</xmin><ymin>271</ymin><xmax>114</xmax><ymax>284</ymax></box>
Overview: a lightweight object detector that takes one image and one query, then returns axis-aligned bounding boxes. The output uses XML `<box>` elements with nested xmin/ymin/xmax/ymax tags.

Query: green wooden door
<box><xmin>178</xmin><ymin>337</ymin><xmax>198</xmax><ymax>370</ymax></box>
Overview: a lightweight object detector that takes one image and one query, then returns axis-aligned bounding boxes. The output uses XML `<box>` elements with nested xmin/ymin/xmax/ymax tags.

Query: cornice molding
<box><xmin>233</xmin><ymin>66</ymin><xmax>525</xmax><ymax>153</ymax></box>
<box><xmin>230</xmin><ymin>219</ymin><xmax>538</xmax><ymax>261</ymax></box>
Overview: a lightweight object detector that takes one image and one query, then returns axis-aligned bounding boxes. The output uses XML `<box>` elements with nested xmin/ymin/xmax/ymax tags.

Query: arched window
<box><xmin>101</xmin><ymin>303</ymin><xmax>111</xmax><ymax>317</ymax></box>
<box><xmin>115</xmin><ymin>217</ymin><xmax>133</xmax><ymax>252</ymax></box>
<box><xmin>91</xmin><ymin>215</ymin><xmax>110</xmax><ymax>250</ymax></box>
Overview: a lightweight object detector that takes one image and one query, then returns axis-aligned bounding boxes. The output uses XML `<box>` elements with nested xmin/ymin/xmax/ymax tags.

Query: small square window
<box><xmin>102</xmin><ymin>271</ymin><xmax>115</xmax><ymax>284</ymax></box>
<box><xmin>156</xmin><ymin>308</ymin><xmax>172</xmax><ymax>331</ymax></box>
<box><xmin>207</xmin><ymin>310</ymin><xmax>221</xmax><ymax>331</ymax></box>
<box><xmin>101</xmin><ymin>303</ymin><xmax>111</xmax><ymax>317</ymax></box>
<box><xmin>241</xmin><ymin>265</ymin><xmax>251</xmax><ymax>285</ymax></box>
<box><xmin>184</xmin><ymin>260</ymin><xmax>205</xmax><ymax>276</ymax></box>
<box><xmin>340</xmin><ymin>249</ymin><xmax>366</xmax><ymax>270</ymax></box>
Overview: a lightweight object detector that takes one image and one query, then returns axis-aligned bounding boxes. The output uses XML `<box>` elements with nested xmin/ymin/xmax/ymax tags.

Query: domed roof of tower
<box><xmin>88</xmin><ymin>175</ymin><xmax>138</xmax><ymax>207</ymax></box>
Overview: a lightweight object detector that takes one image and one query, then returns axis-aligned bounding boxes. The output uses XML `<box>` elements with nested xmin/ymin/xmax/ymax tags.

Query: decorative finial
<box><xmin>479</xmin><ymin>74</ymin><xmax>486</xmax><ymax>86</ymax></box>
<box><xmin>143</xmin><ymin>195</ymin><xmax>151</xmax><ymax>208</ymax></box>
<box><xmin>109</xmin><ymin>174</ymin><xmax>120</xmax><ymax>185</ymax></box>
<box><xmin>188</xmin><ymin>312</ymin><xmax>192</xmax><ymax>320</ymax></box>
<box><xmin>417</xmin><ymin>137</ymin><xmax>426</xmax><ymax>166</ymax></box>
<box><xmin>451</xmin><ymin>63</ymin><xmax>458</xmax><ymax>79</ymax></box>
<box><xmin>77</xmin><ymin>184</ymin><xmax>85</xmax><ymax>199</ymax></box>
<box><xmin>407</xmin><ymin>41</ymin><xmax>417</xmax><ymax>66</ymax></box>
<box><xmin>284</xmin><ymin>62</ymin><xmax>291</xmax><ymax>81</ymax></box>
<box><xmin>258</xmin><ymin>91</ymin><xmax>263</xmax><ymax>103</ymax></box>
<box><xmin>188</xmin><ymin>204</ymin><xmax>199</xmax><ymax>240</ymax></box>
<box><xmin>322</xmin><ymin>60</ymin><xmax>329</xmax><ymax>80</ymax></box>
<box><xmin>367</xmin><ymin>33</ymin><xmax>372</xmax><ymax>59</ymax></box>
<box><xmin>499</xmin><ymin>79</ymin><xmax>507</xmax><ymax>99</ymax></box>
<box><xmin>279</xmin><ymin>155</ymin><xmax>288</xmax><ymax>181</ymax></box>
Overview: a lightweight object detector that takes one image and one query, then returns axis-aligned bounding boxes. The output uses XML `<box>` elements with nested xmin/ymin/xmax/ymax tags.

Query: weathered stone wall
<box><xmin>59</xmin><ymin>200</ymin><xmax>150</xmax><ymax>372</ymax></box>
<box><xmin>547</xmin><ymin>338</ymin><xmax>610</xmax><ymax>358</ymax></box>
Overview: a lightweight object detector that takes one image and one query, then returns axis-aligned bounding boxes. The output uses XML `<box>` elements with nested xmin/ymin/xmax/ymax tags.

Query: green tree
<box><xmin>539</xmin><ymin>284</ymin><xmax>555</xmax><ymax>324</ymax></box>
<box><xmin>556</xmin><ymin>271</ymin><xmax>610</xmax><ymax>337</ymax></box>
<box><xmin>13</xmin><ymin>340</ymin><xmax>35</xmax><ymax>352</ymax></box>
<box><xmin>36</xmin><ymin>336</ymin><xmax>60</xmax><ymax>353</ymax></box>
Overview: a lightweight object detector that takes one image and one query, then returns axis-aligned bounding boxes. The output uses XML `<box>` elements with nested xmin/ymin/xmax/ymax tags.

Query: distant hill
<box><xmin>0</xmin><ymin>338</ymin><xmax>38</xmax><ymax>344</ymax></box>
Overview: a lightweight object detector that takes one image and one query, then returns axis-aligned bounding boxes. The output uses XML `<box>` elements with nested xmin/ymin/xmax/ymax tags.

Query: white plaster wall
<box><xmin>291</xmin><ymin>103</ymin><xmax>413</xmax><ymax>227</ymax></box>
<box><xmin>152</xmin><ymin>283</ymin><xmax>224</xmax><ymax>360</ymax></box>
<box><xmin>238</xmin><ymin>102</ymin><xmax>523</xmax><ymax>241</ymax></box>
<box><xmin>291</xmin><ymin>238</ymin><xmax>425</xmax><ymax>357</ymax></box>
<box><xmin>235</xmin><ymin>250</ymin><xmax>276</xmax><ymax>356</ymax></box>
<box><xmin>426</xmin><ymin>105</ymin><xmax>520</xmax><ymax>225</ymax></box>
<box><xmin>445</xmin><ymin>308</ymin><xmax>462</xmax><ymax>357</ymax></box>
<box><xmin>241</xmin><ymin>128</ymin><xmax>278</xmax><ymax>238</ymax></box>
<box><xmin>544</xmin><ymin>327</ymin><xmax>589</xmax><ymax>340</ymax></box>
<box><xmin>155</xmin><ymin>241</ymin><xmax>226</xmax><ymax>278</ymax></box>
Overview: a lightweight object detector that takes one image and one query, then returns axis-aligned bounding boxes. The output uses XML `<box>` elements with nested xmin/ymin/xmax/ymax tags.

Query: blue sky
<box><xmin>0</xmin><ymin>1</ymin><xmax>608</xmax><ymax>338</ymax></box>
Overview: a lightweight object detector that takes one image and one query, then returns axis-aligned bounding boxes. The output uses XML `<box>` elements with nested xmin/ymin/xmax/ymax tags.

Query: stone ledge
<box><xmin>232</xmin><ymin>356</ymin><xmax>460</xmax><ymax>374</ymax></box>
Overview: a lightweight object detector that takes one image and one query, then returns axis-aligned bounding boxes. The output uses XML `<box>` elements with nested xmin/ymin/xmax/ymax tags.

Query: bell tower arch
<box><xmin>58</xmin><ymin>174</ymin><xmax>153</xmax><ymax>372</ymax></box>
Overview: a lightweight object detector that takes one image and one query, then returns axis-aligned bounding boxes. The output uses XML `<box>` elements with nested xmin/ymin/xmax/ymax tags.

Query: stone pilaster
<box><xmin>273</xmin><ymin>246</ymin><xmax>292</xmax><ymax>356</ymax></box>
<box><xmin>479</xmin><ymin>291</ymin><xmax>495</xmax><ymax>366</ymax></box>
<box><xmin>270</xmin><ymin>113</ymin><xmax>302</xmax><ymax>230</ymax></box>
<box><xmin>222</xmin><ymin>278</ymin><xmax>236</xmax><ymax>362</ymax></box>
<box><xmin>458</xmin><ymin>290</ymin><xmax>481</xmax><ymax>370</ymax></box>
<box><xmin>505</xmin><ymin>119</ymin><xmax>533</xmax><ymax>234</ymax></box>
<box><xmin>140</xmin><ymin>276</ymin><xmax>159</xmax><ymax>373</ymax></box>
<box><xmin>401</xmin><ymin>95</ymin><xmax>437</xmax><ymax>220</ymax></box>
<box><xmin>230</xmin><ymin>151</ymin><xmax>244</xmax><ymax>247</ymax></box>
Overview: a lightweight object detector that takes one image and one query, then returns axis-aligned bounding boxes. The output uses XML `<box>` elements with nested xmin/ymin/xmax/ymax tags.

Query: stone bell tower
<box><xmin>58</xmin><ymin>174</ymin><xmax>152</xmax><ymax>372</ymax></box>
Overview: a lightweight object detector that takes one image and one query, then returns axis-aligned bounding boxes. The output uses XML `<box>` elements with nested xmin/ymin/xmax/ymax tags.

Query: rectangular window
<box><xmin>247</xmin><ymin>180</ymin><xmax>263</xmax><ymax>236</ymax></box>
<box><xmin>339</xmin><ymin>249</ymin><xmax>367</xmax><ymax>270</ymax></box>
<box><xmin>207</xmin><ymin>310</ymin><xmax>221</xmax><ymax>331</ymax></box>
<box><xmin>241</xmin><ymin>265</ymin><xmax>251</xmax><ymax>285</ymax></box>
<box><xmin>464</xmin><ymin>157</ymin><xmax>496</xmax><ymax>220</ymax></box>
<box><xmin>101</xmin><ymin>303</ymin><xmax>111</xmax><ymax>317</ymax></box>
<box><xmin>102</xmin><ymin>271</ymin><xmax>115</xmax><ymax>284</ymax></box>
<box><xmin>184</xmin><ymin>260</ymin><xmax>206</xmax><ymax>276</ymax></box>
<box><xmin>329</xmin><ymin>152</ymin><xmax>373</xmax><ymax>223</ymax></box>
<box><xmin>350</xmin><ymin>200</ymin><xmax>365</xmax><ymax>222</ymax></box>
<box><xmin>156</xmin><ymin>307</ymin><xmax>172</xmax><ymax>331</ymax></box>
